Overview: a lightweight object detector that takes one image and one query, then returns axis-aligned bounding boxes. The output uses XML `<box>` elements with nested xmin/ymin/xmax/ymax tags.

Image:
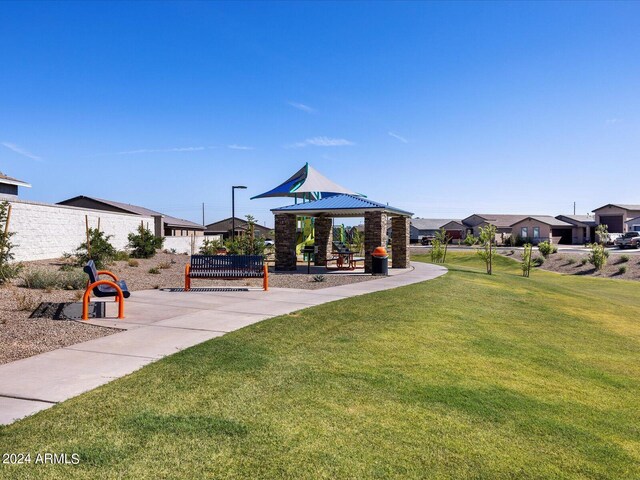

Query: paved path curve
<box><xmin>0</xmin><ymin>262</ymin><xmax>447</xmax><ymax>425</ymax></box>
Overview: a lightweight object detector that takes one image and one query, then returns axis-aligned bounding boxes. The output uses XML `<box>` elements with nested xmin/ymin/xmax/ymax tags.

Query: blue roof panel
<box><xmin>271</xmin><ymin>194</ymin><xmax>413</xmax><ymax>216</ymax></box>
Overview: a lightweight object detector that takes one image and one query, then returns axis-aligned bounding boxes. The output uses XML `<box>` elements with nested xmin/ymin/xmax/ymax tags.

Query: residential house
<box><xmin>510</xmin><ymin>216</ymin><xmax>573</xmax><ymax>245</ymax></box>
<box><xmin>205</xmin><ymin>217</ymin><xmax>272</xmax><ymax>240</ymax></box>
<box><xmin>409</xmin><ymin>218</ymin><xmax>460</xmax><ymax>243</ymax></box>
<box><xmin>592</xmin><ymin>204</ymin><xmax>640</xmax><ymax>233</ymax></box>
<box><xmin>57</xmin><ymin>196</ymin><xmax>205</xmax><ymax>237</ymax></box>
<box><xmin>0</xmin><ymin>172</ymin><xmax>31</xmax><ymax>198</ymax></box>
<box><xmin>555</xmin><ymin>215</ymin><xmax>597</xmax><ymax>244</ymax></box>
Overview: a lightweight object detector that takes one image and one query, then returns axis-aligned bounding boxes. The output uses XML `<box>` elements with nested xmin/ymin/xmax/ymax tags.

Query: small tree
<box><xmin>588</xmin><ymin>243</ymin><xmax>608</xmax><ymax>271</ymax></box>
<box><xmin>477</xmin><ymin>224</ymin><xmax>497</xmax><ymax>274</ymax></box>
<box><xmin>128</xmin><ymin>224</ymin><xmax>164</xmax><ymax>259</ymax></box>
<box><xmin>0</xmin><ymin>201</ymin><xmax>22</xmax><ymax>283</ymax></box>
<box><xmin>537</xmin><ymin>240</ymin><xmax>556</xmax><ymax>258</ymax></box>
<box><xmin>595</xmin><ymin>224</ymin><xmax>610</xmax><ymax>246</ymax></box>
<box><xmin>350</xmin><ymin>229</ymin><xmax>365</xmax><ymax>255</ymax></box>
<box><xmin>430</xmin><ymin>228</ymin><xmax>451</xmax><ymax>263</ymax></box>
<box><xmin>75</xmin><ymin>228</ymin><xmax>117</xmax><ymax>269</ymax></box>
<box><xmin>521</xmin><ymin>243</ymin><xmax>533</xmax><ymax>277</ymax></box>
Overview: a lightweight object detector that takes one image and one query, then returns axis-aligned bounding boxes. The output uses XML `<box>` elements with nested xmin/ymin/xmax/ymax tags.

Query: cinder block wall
<box><xmin>4</xmin><ymin>199</ymin><xmax>154</xmax><ymax>262</ymax></box>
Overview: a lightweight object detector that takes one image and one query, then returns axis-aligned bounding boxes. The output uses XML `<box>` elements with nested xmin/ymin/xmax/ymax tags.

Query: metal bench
<box><xmin>185</xmin><ymin>255</ymin><xmax>268</xmax><ymax>291</ymax></box>
<box><xmin>82</xmin><ymin>260</ymin><xmax>130</xmax><ymax>320</ymax></box>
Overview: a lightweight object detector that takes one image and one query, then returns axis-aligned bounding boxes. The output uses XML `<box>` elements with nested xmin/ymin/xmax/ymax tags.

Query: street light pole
<box><xmin>232</xmin><ymin>185</ymin><xmax>247</xmax><ymax>241</ymax></box>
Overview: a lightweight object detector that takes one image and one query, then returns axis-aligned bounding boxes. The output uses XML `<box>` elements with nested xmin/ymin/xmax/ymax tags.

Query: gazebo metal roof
<box><xmin>251</xmin><ymin>163</ymin><xmax>361</xmax><ymax>200</ymax></box>
<box><xmin>271</xmin><ymin>194</ymin><xmax>413</xmax><ymax>218</ymax></box>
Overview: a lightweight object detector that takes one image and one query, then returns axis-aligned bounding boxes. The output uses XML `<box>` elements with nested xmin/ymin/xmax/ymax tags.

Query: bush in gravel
<box><xmin>127</xmin><ymin>259</ymin><xmax>139</xmax><ymax>267</ymax></box>
<box><xmin>0</xmin><ymin>200</ymin><xmax>22</xmax><ymax>284</ymax></box>
<box><xmin>566</xmin><ymin>258</ymin><xmax>576</xmax><ymax>265</ymax></box>
<box><xmin>618</xmin><ymin>265</ymin><xmax>627</xmax><ymax>275</ymax></box>
<box><xmin>148</xmin><ymin>267</ymin><xmax>161</xmax><ymax>274</ymax></box>
<box><xmin>75</xmin><ymin>228</ymin><xmax>117</xmax><ymax>269</ymax></box>
<box><xmin>128</xmin><ymin>225</ymin><xmax>164</xmax><ymax>259</ymax></box>
<box><xmin>532</xmin><ymin>256</ymin><xmax>545</xmax><ymax>267</ymax></box>
<box><xmin>537</xmin><ymin>241</ymin><xmax>557</xmax><ymax>258</ymax></box>
<box><xmin>312</xmin><ymin>274</ymin><xmax>326</xmax><ymax>283</ymax></box>
<box><xmin>13</xmin><ymin>290</ymin><xmax>40</xmax><ymax>311</ymax></box>
<box><xmin>158</xmin><ymin>261</ymin><xmax>171</xmax><ymax>269</ymax></box>
<box><xmin>114</xmin><ymin>251</ymin><xmax>130</xmax><ymax>261</ymax></box>
<box><xmin>580</xmin><ymin>257</ymin><xmax>588</xmax><ymax>266</ymax></box>
<box><xmin>619</xmin><ymin>254</ymin><xmax>630</xmax><ymax>264</ymax></box>
<box><xmin>588</xmin><ymin>243</ymin><xmax>608</xmax><ymax>271</ymax></box>
<box><xmin>22</xmin><ymin>268</ymin><xmax>87</xmax><ymax>290</ymax></box>
<box><xmin>200</xmin><ymin>238</ymin><xmax>225</xmax><ymax>255</ymax></box>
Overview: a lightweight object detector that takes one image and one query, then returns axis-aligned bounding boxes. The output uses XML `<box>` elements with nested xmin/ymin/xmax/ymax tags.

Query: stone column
<box><xmin>274</xmin><ymin>214</ymin><xmax>297</xmax><ymax>271</ymax></box>
<box><xmin>314</xmin><ymin>216</ymin><xmax>333</xmax><ymax>266</ymax></box>
<box><xmin>391</xmin><ymin>216</ymin><xmax>410</xmax><ymax>268</ymax></box>
<box><xmin>364</xmin><ymin>211</ymin><xmax>388</xmax><ymax>273</ymax></box>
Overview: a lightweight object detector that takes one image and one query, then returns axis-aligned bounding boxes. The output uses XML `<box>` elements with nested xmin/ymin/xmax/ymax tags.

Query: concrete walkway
<box><xmin>0</xmin><ymin>262</ymin><xmax>447</xmax><ymax>425</ymax></box>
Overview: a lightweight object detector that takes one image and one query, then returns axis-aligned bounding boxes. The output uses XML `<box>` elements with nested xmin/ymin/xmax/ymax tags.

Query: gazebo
<box><xmin>270</xmin><ymin>193</ymin><xmax>413</xmax><ymax>273</ymax></box>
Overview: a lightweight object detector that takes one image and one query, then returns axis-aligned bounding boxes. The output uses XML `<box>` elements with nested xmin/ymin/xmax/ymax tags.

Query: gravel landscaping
<box><xmin>0</xmin><ymin>251</ymin><xmax>381</xmax><ymax>365</ymax></box>
<box><xmin>503</xmin><ymin>249</ymin><xmax>640</xmax><ymax>280</ymax></box>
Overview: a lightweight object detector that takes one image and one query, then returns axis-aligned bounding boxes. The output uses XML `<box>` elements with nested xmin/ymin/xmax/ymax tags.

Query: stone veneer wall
<box><xmin>391</xmin><ymin>216</ymin><xmax>410</xmax><ymax>268</ymax></box>
<box><xmin>4</xmin><ymin>198</ymin><xmax>153</xmax><ymax>262</ymax></box>
<box><xmin>313</xmin><ymin>216</ymin><xmax>333</xmax><ymax>266</ymax></box>
<box><xmin>274</xmin><ymin>213</ymin><xmax>297</xmax><ymax>271</ymax></box>
<box><xmin>364</xmin><ymin>211</ymin><xmax>388</xmax><ymax>273</ymax></box>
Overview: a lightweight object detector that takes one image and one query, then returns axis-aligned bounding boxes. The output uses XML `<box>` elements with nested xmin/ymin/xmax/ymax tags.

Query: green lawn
<box><xmin>1</xmin><ymin>253</ymin><xmax>639</xmax><ymax>479</ymax></box>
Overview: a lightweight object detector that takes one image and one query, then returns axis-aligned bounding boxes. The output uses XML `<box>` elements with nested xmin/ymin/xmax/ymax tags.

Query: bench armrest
<box><xmin>97</xmin><ymin>270</ymin><xmax>119</xmax><ymax>281</ymax></box>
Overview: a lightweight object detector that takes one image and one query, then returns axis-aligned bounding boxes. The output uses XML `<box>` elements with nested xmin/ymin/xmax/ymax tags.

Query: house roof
<box><xmin>57</xmin><ymin>195</ymin><xmax>205</xmax><ymax>230</ymax></box>
<box><xmin>411</xmin><ymin>218</ymin><xmax>459</xmax><ymax>231</ymax></box>
<box><xmin>271</xmin><ymin>194</ymin><xmax>413</xmax><ymax>217</ymax></box>
<box><xmin>556</xmin><ymin>215</ymin><xmax>597</xmax><ymax>227</ymax></box>
<box><xmin>0</xmin><ymin>172</ymin><xmax>31</xmax><ymax>188</ymax></box>
<box><xmin>205</xmin><ymin>217</ymin><xmax>272</xmax><ymax>233</ymax></box>
<box><xmin>252</xmin><ymin>163</ymin><xmax>362</xmax><ymax>200</ymax></box>
<box><xmin>510</xmin><ymin>216</ymin><xmax>573</xmax><ymax>227</ymax></box>
<box><xmin>464</xmin><ymin>214</ymin><xmax>532</xmax><ymax>228</ymax></box>
<box><xmin>593</xmin><ymin>204</ymin><xmax>640</xmax><ymax>212</ymax></box>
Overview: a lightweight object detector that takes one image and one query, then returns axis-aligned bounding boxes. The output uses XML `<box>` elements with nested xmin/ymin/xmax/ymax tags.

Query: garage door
<box><xmin>599</xmin><ymin>215</ymin><xmax>623</xmax><ymax>233</ymax></box>
<box><xmin>551</xmin><ymin>228</ymin><xmax>572</xmax><ymax>245</ymax></box>
<box><xmin>446</xmin><ymin>229</ymin><xmax>462</xmax><ymax>240</ymax></box>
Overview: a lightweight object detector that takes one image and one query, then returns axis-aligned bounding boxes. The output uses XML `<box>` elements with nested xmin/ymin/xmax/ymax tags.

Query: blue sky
<box><xmin>1</xmin><ymin>1</ymin><xmax>639</xmax><ymax>227</ymax></box>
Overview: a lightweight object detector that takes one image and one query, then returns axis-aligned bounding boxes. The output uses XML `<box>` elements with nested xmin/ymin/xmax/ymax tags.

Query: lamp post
<box><xmin>232</xmin><ymin>185</ymin><xmax>247</xmax><ymax>241</ymax></box>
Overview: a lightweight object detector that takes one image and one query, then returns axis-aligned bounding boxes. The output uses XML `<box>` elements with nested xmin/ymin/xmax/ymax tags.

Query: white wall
<box><xmin>162</xmin><ymin>235</ymin><xmax>221</xmax><ymax>255</ymax></box>
<box><xmin>4</xmin><ymin>198</ymin><xmax>153</xmax><ymax>262</ymax></box>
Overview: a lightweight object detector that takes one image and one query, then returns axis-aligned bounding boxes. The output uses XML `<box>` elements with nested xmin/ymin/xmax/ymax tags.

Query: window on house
<box><xmin>533</xmin><ymin>227</ymin><xmax>540</xmax><ymax>239</ymax></box>
<box><xmin>521</xmin><ymin>227</ymin><xmax>528</xmax><ymax>238</ymax></box>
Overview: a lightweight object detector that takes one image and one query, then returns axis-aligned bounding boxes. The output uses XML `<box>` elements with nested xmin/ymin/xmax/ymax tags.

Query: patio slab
<box><xmin>0</xmin><ymin>261</ymin><xmax>447</xmax><ymax>425</ymax></box>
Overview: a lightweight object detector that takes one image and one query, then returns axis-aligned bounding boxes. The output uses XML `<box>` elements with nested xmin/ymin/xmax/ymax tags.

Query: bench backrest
<box><xmin>190</xmin><ymin>255</ymin><xmax>264</xmax><ymax>276</ymax></box>
<box><xmin>83</xmin><ymin>260</ymin><xmax>99</xmax><ymax>284</ymax></box>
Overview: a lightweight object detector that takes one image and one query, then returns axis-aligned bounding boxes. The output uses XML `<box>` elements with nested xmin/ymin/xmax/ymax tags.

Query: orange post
<box><xmin>82</xmin><ymin>280</ymin><xmax>124</xmax><ymax>320</ymax></box>
<box><xmin>263</xmin><ymin>265</ymin><xmax>269</xmax><ymax>291</ymax></box>
<box><xmin>184</xmin><ymin>264</ymin><xmax>191</xmax><ymax>291</ymax></box>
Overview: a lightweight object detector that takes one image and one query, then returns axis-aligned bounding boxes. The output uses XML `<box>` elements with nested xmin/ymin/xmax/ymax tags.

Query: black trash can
<box><xmin>371</xmin><ymin>246</ymin><xmax>389</xmax><ymax>275</ymax></box>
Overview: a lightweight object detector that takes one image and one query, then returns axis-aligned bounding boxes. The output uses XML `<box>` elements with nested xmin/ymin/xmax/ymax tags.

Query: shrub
<box><xmin>537</xmin><ymin>241</ymin><xmax>556</xmax><ymax>258</ymax></box>
<box><xmin>200</xmin><ymin>238</ymin><xmax>225</xmax><ymax>255</ymax></box>
<box><xmin>566</xmin><ymin>258</ymin><xmax>576</xmax><ymax>265</ymax></box>
<box><xmin>312</xmin><ymin>274</ymin><xmax>326</xmax><ymax>283</ymax></box>
<box><xmin>158</xmin><ymin>261</ymin><xmax>171</xmax><ymax>269</ymax></box>
<box><xmin>127</xmin><ymin>259</ymin><xmax>139</xmax><ymax>267</ymax></box>
<box><xmin>619</xmin><ymin>254</ymin><xmax>630</xmax><ymax>264</ymax></box>
<box><xmin>580</xmin><ymin>257</ymin><xmax>588</xmax><ymax>266</ymax></box>
<box><xmin>532</xmin><ymin>256</ymin><xmax>544</xmax><ymax>267</ymax></box>
<box><xmin>75</xmin><ymin>228</ymin><xmax>117</xmax><ymax>269</ymax></box>
<box><xmin>588</xmin><ymin>243</ymin><xmax>608</xmax><ymax>271</ymax></box>
<box><xmin>114</xmin><ymin>250</ymin><xmax>130</xmax><ymax>261</ymax></box>
<box><xmin>22</xmin><ymin>269</ymin><xmax>62</xmax><ymax>289</ymax></box>
<box><xmin>128</xmin><ymin>225</ymin><xmax>164</xmax><ymax>259</ymax></box>
<box><xmin>0</xmin><ymin>200</ymin><xmax>22</xmax><ymax>283</ymax></box>
<box><xmin>148</xmin><ymin>267</ymin><xmax>161</xmax><ymax>274</ymax></box>
<box><xmin>22</xmin><ymin>268</ymin><xmax>87</xmax><ymax>290</ymax></box>
<box><xmin>618</xmin><ymin>265</ymin><xmax>627</xmax><ymax>275</ymax></box>
<box><xmin>463</xmin><ymin>233</ymin><xmax>476</xmax><ymax>246</ymax></box>
<box><xmin>13</xmin><ymin>290</ymin><xmax>40</xmax><ymax>311</ymax></box>
<box><xmin>59</xmin><ymin>269</ymin><xmax>88</xmax><ymax>290</ymax></box>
